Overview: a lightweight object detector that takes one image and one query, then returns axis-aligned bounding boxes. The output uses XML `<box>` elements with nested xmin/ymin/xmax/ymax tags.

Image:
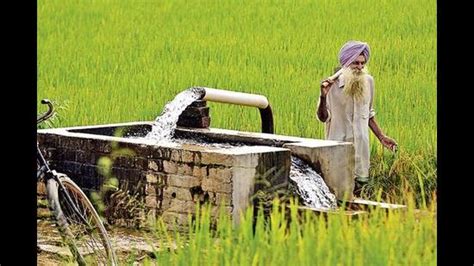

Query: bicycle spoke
<box><xmin>55</xmin><ymin>177</ymin><xmax>117</xmax><ymax>265</ymax></box>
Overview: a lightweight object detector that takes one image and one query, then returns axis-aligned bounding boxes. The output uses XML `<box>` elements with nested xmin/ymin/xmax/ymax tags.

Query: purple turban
<box><xmin>338</xmin><ymin>40</ymin><xmax>371</xmax><ymax>67</ymax></box>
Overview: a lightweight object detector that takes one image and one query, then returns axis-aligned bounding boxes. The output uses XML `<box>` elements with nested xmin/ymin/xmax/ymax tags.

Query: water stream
<box><xmin>289</xmin><ymin>156</ymin><xmax>337</xmax><ymax>209</ymax></box>
<box><xmin>145</xmin><ymin>88</ymin><xmax>203</xmax><ymax>142</ymax></box>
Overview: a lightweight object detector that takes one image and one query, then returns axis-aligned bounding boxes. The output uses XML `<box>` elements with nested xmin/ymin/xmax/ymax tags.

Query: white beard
<box><xmin>341</xmin><ymin>67</ymin><xmax>369</xmax><ymax>102</ymax></box>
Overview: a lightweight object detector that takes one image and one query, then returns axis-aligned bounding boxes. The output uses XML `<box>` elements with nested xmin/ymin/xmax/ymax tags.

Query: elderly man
<box><xmin>316</xmin><ymin>40</ymin><xmax>397</xmax><ymax>195</ymax></box>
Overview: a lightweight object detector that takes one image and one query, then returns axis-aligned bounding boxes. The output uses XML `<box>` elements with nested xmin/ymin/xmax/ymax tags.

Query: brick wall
<box><xmin>37</xmin><ymin>127</ymin><xmax>289</xmax><ymax>231</ymax></box>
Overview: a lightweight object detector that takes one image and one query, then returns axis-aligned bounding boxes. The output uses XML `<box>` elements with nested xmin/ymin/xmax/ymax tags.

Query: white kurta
<box><xmin>318</xmin><ymin>74</ymin><xmax>376</xmax><ymax>179</ymax></box>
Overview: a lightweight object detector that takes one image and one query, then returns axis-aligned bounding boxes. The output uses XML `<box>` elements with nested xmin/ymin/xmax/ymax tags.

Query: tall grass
<box><xmin>38</xmin><ymin>1</ymin><xmax>436</xmax><ymax>202</ymax></box>
<box><xmin>147</xmin><ymin>199</ymin><xmax>436</xmax><ymax>265</ymax></box>
<box><xmin>38</xmin><ymin>2</ymin><xmax>436</xmax><ymax>264</ymax></box>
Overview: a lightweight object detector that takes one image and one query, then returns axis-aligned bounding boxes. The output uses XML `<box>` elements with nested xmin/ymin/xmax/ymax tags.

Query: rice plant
<box><xmin>38</xmin><ymin>1</ymin><xmax>436</xmax><ymax>263</ymax></box>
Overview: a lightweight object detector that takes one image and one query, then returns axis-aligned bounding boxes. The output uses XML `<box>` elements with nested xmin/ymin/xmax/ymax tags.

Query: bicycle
<box><xmin>37</xmin><ymin>99</ymin><xmax>118</xmax><ymax>265</ymax></box>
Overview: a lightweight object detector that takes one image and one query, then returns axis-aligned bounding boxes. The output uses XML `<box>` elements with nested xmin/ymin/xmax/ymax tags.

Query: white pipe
<box><xmin>202</xmin><ymin>87</ymin><xmax>269</xmax><ymax>109</ymax></box>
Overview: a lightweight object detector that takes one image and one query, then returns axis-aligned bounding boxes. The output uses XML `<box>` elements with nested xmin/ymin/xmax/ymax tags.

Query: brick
<box><xmin>208</xmin><ymin>167</ymin><xmax>232</xmax><ymax>183</ymax></box>
<box><xmin>176</xmin><ymin>116</ymin><xmax>210</xmax><ymax>128</ymax></box>
<box><xmin>177</xmin><ymin>163</ymin><xmax>193</xmax><ymax>176</ymax></box>
<box><xmin>192</xmin><ymin>166</ymin><xmax>207</xmax><ymax>178</ymax></box>
<box><xmin>163</xmin><ymin>186</ymin><xmax>193</xmax><ymax>201</ymax></box>
<box><xmin>75</xmin><ymin>151</ymin><xmax>87</xmax><ymax>163</ymax></box>
<box><xmin>157</xmin><ymin>148</ymin><xmax>172</xmax><ymax>160</ymax></box>
<box><xmin>148</xmin><ymin>160</ymin><xmax>163</xmax><ymax>172</ymax></box>
<box><xmin>89</xmin><ymin>153</ymin><xmax>98</xmax><ymax>164</ymax></box>
<box><xmin>146</xmin><ymin>183</ymin><xmax>157</xmax><ymax>195</ymax></box>
<box><xmin>181</xmin><ymin>151</ymin><xmax>194</xmax><ymax>163</ymax></box>
<box><xmin>182</xmin><ymin>103</ymin><xmax>209</xmax><ymax>113</ymax></box>
<box><xmin>190</xmin><ymin>190</ymin><xmax>216</xmax><ymax>205</ymax></box>
<box><xmin>166</xmin><ymin>199</ymin><xmax>197</xmax><ymax>214</ymax></box>
<box><xmin>167</xmin><ymin>174</ymin><xmax>201</xmax><ymax>188</ymax></box>
<box><xmin>201</xmin><ymin>152</ymin><xmax>234</xmax><ymax>166</ymax></box>
<box><xmin>146</xmin><ymin>173</ymin><xmax>158</xmax><ymax>183</ymax></box>
<box><xmin>63</xmin><ymin>149</ymin><xmax>76</xmax><ymax>161</ymax></box>
<box><xmin>202</xmin><ymin>178</ymin><xmax>232</xmax><ymax>193</ymax></box>
<box><xmin>171</xmin><ymin>150</ymin><xmax>182</xmax><ymax>162</ymax></box>
<box><xmin>157</xmin><ymin>173</ymin><xmax>167</xmax><ymax>186</ymax></box>
<box><xmin>189</xmin><ymin>100</ymin><xmax>207</xmax><ymax>108</ymax></box>
<box><xmin>193</xmin><ymin>152</ymin><xmax>202</xmax><ymax>165</ymax></box>
<box><xmin>161</xmin><ymin>197</ymin><xmax>171</xmax><ymax>210</ymax></box>
<box><xmin>163</xmin><ymin>161</ymin><xmax>177</xmax><ymax>174</ymax></box>
<box><xmin>161</xmin><ymin>212</ymin><xmax>192</xmax><ymax>226</ymax></box>
<box><xmin>95</xmin><ymin>141</ymin><xmax>112</xmax><ymax>153</ymax></box>
<box><xmin>81</xmin><ymin>139</ymin><xmax>95</xmax><ymax>151</ymax></box>
<box><xmin>145</xmin><ymin>195</ymin><xmax>158</xmax><ymax>208</ymax></box>
<box><xmin>148</xmin><ymin>160</ymin><xmax>159</xmax><ymax>171</ymax></box>
<box><xmin>38</xmin><ymin>134</ymin><xmax>57</xmax><ymax>147</ymax></box>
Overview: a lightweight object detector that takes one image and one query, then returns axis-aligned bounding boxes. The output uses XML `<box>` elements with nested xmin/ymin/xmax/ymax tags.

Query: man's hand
<box><xmin>320</xmin><ymin>79</ymin><xmax>334</xmax><ymax>97</ymax></box>
<box><xmin>380</xmin><ymin>136</ymin><xmax>398</xmax><ymax>152</ymax></box>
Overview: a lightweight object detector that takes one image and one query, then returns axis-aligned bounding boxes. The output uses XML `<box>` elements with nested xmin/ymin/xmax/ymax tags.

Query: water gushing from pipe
<box><xmin>146</xmin><ymin>88</ymin><xmax>203</xmax><ymax>143</ymax></box>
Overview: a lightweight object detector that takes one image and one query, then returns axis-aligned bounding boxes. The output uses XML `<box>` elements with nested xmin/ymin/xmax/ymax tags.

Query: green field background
<box><xmin>38</xmin><ymin>0</ymin><xmax>436</xmax><ymax>203</ymax></box>
<box><xmin>38</xmin><ymin>1</ymin><xmax>437</xmax><ymax>264</ymax></box>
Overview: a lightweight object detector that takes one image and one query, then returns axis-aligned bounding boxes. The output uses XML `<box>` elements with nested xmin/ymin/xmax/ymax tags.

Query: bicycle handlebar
<box><xmin>37</xmin><ymin>99</ymin><xmax>54</xmax><ymax>125</ymax></box>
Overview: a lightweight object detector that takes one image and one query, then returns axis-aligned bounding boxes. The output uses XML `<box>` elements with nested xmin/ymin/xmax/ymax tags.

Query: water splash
<box><xmin>145</xmin><ymin>88</ymin><xmax>204</xmax><ymax>143</ymax></box>
<box><xmin>289</xmin><ymin>156</ymin><xmax>337</xmax><ymax>209</ymax></box>
<box><xmin>171</xmin><ymin>137</ymin><xmax>244</xmax><ymax>149</ymax></box>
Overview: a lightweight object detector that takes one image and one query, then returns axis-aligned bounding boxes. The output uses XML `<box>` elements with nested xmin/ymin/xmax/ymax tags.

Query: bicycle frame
<box><xmin>37</xmin><ymin>101</ymin><xmax>91</xmax><ymax>227</ymax></box>
<box><xmin>37</xmin><ymin>99</ymin><xmax>118</xmax><ymax>265</ymax></box>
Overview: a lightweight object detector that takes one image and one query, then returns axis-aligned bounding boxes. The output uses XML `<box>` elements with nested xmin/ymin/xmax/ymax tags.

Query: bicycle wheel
<box><xmin>48</xmin><ymin>175</ymin><xmax>118</xmax><ymax>265</ymax></box>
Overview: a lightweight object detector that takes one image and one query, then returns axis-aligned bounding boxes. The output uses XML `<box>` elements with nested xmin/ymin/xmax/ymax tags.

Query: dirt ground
<box><xmin>37</xmin><ymin>217</ymin><xmax>163</xmax><ymax>265</ymax></box>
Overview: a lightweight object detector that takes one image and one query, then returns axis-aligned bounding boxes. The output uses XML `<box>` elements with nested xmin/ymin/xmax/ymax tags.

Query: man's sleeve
<box><xmin>317</xmin><ymin>93</ymin><xmax>331</xmax><ymax>122</ymax></box>
<box><xmin>369</xmin><ymin>76</ymin><xmax>376</xmax><ymax>118</ymax></box>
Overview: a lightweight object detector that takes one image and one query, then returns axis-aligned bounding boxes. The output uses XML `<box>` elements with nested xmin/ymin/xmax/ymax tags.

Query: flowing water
<box><xmin>290</xmin><ymin>156</ymin><xmax>338</xmax><ymax>209</ymax></box>
<box><xmin>146</xmin><ymin>88</ymin><xmax>337</xmax><ymax>209</ymax></box>
<box><xmin>145</xmin><ymin>88</ymin><xmax>203</xmax><ymax>142</ymax></box>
